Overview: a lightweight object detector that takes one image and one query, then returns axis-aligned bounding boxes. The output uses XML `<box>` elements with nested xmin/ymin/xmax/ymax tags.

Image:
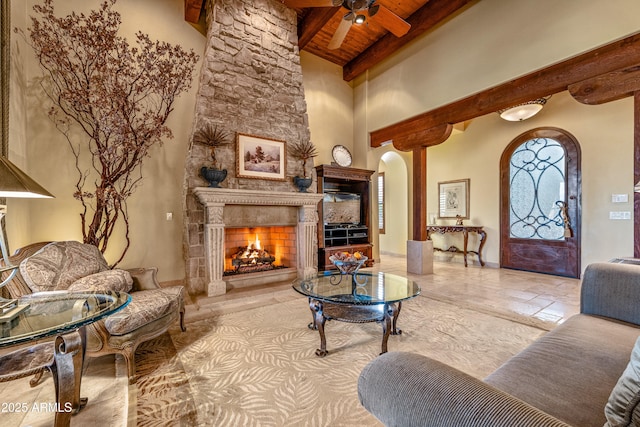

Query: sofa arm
<box><xmin>126</xmin><ymin>267</ymin><xmax>161</xmax><ymax>292</ymax></box>
<box><xmin>358</xmin><ymin>352</ymin><xmax>570</xmax><ymax>427</ymax></box>
<box><xmin>581</xmin><ymin>262</ymin><xmax>640</xmax><ymax>325</ymax></box>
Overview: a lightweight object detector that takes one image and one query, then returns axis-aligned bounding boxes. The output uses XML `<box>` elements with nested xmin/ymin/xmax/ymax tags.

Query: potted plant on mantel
<box><xmin>193</xmin><ymin>123</ymin><xmax>231</xmax><ymax>187</ymax></box>
<box><xmin>289</xmin><ymin>139</ymin><xmax>319</xmax><ymax>192</ymax></box>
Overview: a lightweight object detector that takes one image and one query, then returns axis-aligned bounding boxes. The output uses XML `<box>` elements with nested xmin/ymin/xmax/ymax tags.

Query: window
<box><xmin>509</xmin><ymin>137</ymin><xmax>566</xmax><ymax>240</ymax></box>
<box><xmin>378</xmin><ymin>172</ymin><xmax>385</xmax><ymax>234</ymax></box>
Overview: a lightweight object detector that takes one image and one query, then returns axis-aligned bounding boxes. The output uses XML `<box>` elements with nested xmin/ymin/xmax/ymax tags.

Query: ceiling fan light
<box><xmin>498</xmin><ymin>98</ymin><xmax>548</xmax><ymax>121</ymax></box>
<box><xmin>355</xmin><ymin>14</ymin><xmax>366</xmax><ymax>24</ymax></box>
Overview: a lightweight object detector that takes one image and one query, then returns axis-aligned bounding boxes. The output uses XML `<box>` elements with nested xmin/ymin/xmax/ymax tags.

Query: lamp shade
<box><xmin>0</xmin><ymin>156</ymin><xmax>54</xmax><ymax>198</ymax></box>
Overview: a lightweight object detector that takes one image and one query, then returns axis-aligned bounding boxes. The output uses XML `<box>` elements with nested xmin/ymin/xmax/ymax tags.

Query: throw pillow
<box><xmin>20</xmin><ymin>241</ymin><xmax>110</xmax><ymax>292</ymax></box>
<box><xmin>604</xmin><ymin>335</ymin><xmax>640</xmax><ymax>426</ymax></box>
<box><xmin>67</xmin><ymin>269</ymin><xmax>133</xmax><ymax>293</ymax></box>
<box><xmin>126</xmin><ymin>267</ymin><xmax>159</xmax><ymax>291</ymax></box>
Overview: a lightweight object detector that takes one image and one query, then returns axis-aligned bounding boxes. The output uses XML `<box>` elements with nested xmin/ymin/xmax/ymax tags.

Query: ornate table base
<box><xmin>427</xmin><ymin>225</ymin><xmax>487</xmax><ymax>267</ymax></box>
<box><xmin>52</xmin><ymin>327</ymin><xmax>88</xmax><ymax>427</ymax></box>
<box><xmin>307</xmin><ymin>298</ymin><xmax>403</xmax><ymax>357</ymax></box>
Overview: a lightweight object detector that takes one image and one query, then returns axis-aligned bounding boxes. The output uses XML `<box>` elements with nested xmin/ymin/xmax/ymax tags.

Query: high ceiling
<box><xmin>283</xmin><ymin>0</ymin><xmax>476</xmax><ymax>81</ymax></box>
<box><xmin>185</xmin><ymin>0</ymin><xmax>476</xmax><ymax>81</ymax></box>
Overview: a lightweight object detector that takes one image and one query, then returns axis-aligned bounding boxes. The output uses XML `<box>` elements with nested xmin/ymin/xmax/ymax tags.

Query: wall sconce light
<box><xmin>498</xmin><ymin>97</ymin><xmax>549</xmax><ymax>121</ymax></box>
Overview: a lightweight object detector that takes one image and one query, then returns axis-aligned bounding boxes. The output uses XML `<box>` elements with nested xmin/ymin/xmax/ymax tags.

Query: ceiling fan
<box><xmin>288</xmin><ymin>1</ymin><xmax>411</xmax><ymax>50</ymax></box>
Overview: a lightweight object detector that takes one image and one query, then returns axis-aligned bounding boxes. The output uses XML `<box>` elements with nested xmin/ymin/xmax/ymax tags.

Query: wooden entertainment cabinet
<box><xmin>316</xmin><ymin>164</ymin><xmax>374</xmax><ymax>271</ymax></box>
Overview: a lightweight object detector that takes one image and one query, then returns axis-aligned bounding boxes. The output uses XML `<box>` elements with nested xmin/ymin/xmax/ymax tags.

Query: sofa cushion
<box><xmin>104</xmin><ymin>286</ymin><xmax>184</xmax><ymax>335</ymax></box>
<box><xmin>485</xmin><ymin>314</ymin><xmax>640</xmax><ymax>427</ymax></box>
<box><xmin>20</xmin><ymin>241</ymin><xmax>109</xmax><ymax>292</ymax></box>
<box><xmin>67</xmin><ymin>269</ymin><xmax>133</xmax><ymax>293</ymax></box>
<box><xmin>604</xmin><ymin>336</ymin><xmax>640</xmax><ymax>427</ymax></box>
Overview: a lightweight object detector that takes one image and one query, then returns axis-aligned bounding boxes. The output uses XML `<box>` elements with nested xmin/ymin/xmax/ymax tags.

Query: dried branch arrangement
<box><xmin>23</xmin><ymin>0</ymin><xmax>199</xmax><ymax>265</ymax></box>
<box><xmin>288</xmin><ymin>140</ymin><xmax>318</xmax><ymax>178</ymax></box>
<box><xmin>192</xmin><ymin>123</ymin><xmax>231</xmax><ymax>169</ymax></box>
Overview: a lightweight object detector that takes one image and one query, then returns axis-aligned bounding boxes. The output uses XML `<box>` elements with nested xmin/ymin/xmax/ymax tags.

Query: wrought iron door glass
<box><xmin>509</xmin><ymin>137</ymin><xmax>566</xmax><ymax>240</ymax></box>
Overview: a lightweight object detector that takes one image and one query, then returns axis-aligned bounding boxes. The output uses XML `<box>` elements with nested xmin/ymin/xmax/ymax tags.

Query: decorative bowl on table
<box><xmin>329</xmin><ymin>252</ymin><xmax>368</xmax><ymax>275</ymax></box>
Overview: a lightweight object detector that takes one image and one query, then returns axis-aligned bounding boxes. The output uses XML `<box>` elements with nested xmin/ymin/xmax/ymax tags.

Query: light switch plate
<box><xmin>610</xmin><ymin>211</ymin><xmax>631</xmax><ymax>220</ymax></box>
<box><xmin>612</xmin><ymin>194</ymin><xmax>629</xmax><ymax>203</ymax></box>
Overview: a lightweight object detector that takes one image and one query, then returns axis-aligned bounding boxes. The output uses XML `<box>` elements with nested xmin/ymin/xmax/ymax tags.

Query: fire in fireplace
<box><xmin>230</xmin><ymin>234</ymin><xmax>276</xmax><ymax>274</ymax></box>
<box><xmin>223</xmin><ymin>227</ymin><xmax>296</xmax><ymax>276</ymax></box>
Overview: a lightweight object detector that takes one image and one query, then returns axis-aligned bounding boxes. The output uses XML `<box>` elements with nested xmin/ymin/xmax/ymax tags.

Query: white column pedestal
<box><xmin>407</xmin><ymin>240</ymin><xmax>434</xmax><ymax>275</ymax></box>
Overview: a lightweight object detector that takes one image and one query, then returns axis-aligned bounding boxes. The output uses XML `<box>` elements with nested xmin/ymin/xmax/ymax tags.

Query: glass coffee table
<box><xmin>292</xmin><ymin>271</ymin><xmax>420</xmax><ymax>357</ymax></box>
<box><xmin>0</xmin><ymin>291</ymin><xmax>130</xmax><ymax>427</ymax></box>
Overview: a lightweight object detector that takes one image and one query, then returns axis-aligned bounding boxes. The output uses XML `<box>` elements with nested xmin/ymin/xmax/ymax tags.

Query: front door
<box><xmin>500</xmin><ymin>127</ymin><xmax>581</xmax><ymax>278</ymax></box>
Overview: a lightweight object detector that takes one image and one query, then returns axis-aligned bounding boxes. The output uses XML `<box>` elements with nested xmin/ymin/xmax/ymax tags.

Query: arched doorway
<box><xmin>378</xmin><ymin>151</ymin><xmax>408</xmax><ymax>256</ymax></box>
<box><xmin>500</xmin><ymin>127</ymin><xmax>582</xmax><ymax>278</ymax></box>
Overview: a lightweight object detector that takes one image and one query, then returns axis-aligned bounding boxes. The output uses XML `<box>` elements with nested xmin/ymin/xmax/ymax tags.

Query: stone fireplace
<box><xmin>194</xmin><ymin>188</ymin><xmax>322</xmax><ymax>296</ymax></box>
<box><xmin>183</xmin><ymin>0</ymin><xmax>321</xmax><ymax>296</ymax></box>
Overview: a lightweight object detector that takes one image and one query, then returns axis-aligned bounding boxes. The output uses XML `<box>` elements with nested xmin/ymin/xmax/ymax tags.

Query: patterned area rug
<box><xmin>134</xmin><ymin>295</ymin><xmax>546</xmax><ymax>426</ymax></box>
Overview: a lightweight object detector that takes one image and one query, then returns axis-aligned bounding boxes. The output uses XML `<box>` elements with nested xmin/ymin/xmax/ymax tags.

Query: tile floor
<box><xmin>189</xmin><ymin>254</ymin><xmax>582</xmax><ymax>328</ymax></box>
<box><xmin>1</xmin><ymin>256</ymin><xmax>583</xmax><ymax>426</ymax></box>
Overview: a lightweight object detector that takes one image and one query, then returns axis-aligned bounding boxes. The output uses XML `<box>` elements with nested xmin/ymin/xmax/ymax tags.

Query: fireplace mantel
<box><xmin>194</xmin><ymin>187</ymin><xmax>323</xmax><ymax>296</ymax></box>
<box><xmin>193</xmin><ymin>187</ymin><xmax>323</xmax><ymax>207</ymax></box>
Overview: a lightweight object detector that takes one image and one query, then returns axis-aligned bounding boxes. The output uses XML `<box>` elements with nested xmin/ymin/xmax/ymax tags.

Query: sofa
<box><xmin>1</xmin><ymin>241</ymin><xmax>186</xmax><ymax>384</ymax></box>
<box><xmin>358</xmin><ymin>262</ymin><xmax>640</xmax><ymax>427</ymax></box>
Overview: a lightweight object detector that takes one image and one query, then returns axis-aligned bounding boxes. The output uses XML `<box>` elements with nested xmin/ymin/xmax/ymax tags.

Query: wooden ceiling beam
<box><xmin>185</xmin><ymin>0</ymin><xmax>204</xmax><ymax>24</ymax></box>
<box><xmin>569</xmin><ymin>65</ymin><xmax>640</xmax><ymax>105</ymax></box>
<box><xmin>298</xmin><ymin>7</ymin><xmax>341</xmax><ymax>49</ymax></box>
<box><xmin>370</xmin><ymin>31</ymin><xmax>640</xmax><ymax>151</ymax></box>
<box><xmin>343</xmin><ymin>0</ymin><xmax>473</xmax><ymax>82</ymax></box>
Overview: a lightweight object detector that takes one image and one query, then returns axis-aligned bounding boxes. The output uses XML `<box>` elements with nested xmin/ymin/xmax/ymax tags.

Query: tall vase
<box><xmin>201</xmin><ymin>167</ymin><xmax>227</xmax><ymax>188</ymax></box>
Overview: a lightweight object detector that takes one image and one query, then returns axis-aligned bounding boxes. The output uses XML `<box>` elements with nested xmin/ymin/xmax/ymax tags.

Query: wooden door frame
<box><xmin>499</xmin><ymin>127</ymin><xmax>582</xmax><ymax>277</ymax></box>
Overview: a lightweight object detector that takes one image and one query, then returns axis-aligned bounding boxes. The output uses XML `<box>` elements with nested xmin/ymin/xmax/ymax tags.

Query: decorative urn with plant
<box><xmin>289</xmin><ymin>139</ymin><xmax>318</xmax><ymax>192</ymax></box>
<box><xmin>193</xmin><ymin>123</ymin><xmax>231</xmax><ymax>187</ymax></box>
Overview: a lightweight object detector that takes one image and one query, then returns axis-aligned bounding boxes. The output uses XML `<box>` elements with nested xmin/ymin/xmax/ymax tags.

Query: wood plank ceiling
<box><xmin>284</xmin><ymin>0</ymin><xmax>475</xmax><ymax>81</ymax></box>
<box><xmin>184</xmin><ymin>0</ymin><xmax>475</xmax><ymax>81</ymax></box>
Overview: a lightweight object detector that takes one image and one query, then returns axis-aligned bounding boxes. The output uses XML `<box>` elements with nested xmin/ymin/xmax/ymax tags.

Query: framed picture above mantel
<box><xmin>438</xmin><ymin>179</ymin><xmax>470</xmax><ymax>219</ymax></box>
<box><xmin>236</xmin><ymin>133</ymin><xmax>286</xmax><ymax>181</ymax></box>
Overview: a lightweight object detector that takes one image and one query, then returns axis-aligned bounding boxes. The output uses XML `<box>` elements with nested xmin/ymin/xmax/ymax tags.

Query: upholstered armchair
<box><xmin>1</xmin><ymin>241</ymin><xmax>186</xmax><ymax>384</ymax></box>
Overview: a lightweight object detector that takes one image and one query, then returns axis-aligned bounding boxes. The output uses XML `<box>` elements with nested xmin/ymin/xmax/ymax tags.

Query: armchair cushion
<box><xmin>605</xmin><ymin>336</ymin><xmax>640</xmax><ymax>426</ymax></box>
<box><xmin>20</xmin><ymin>241</ymin><xmax>109</xmax><ymax>292</ymax></box>
<box><xmin>67</xmin><ymin>269</ymin><xmax>133</xmax><ymax>293</ymax></box>
<box><xmin>104</xmin><ymin>286</ymin><xmax>184</xmax><ymax>335</ymax></box>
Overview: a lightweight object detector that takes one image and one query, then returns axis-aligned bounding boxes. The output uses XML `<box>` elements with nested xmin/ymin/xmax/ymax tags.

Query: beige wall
<box><xmin>10</xmin><ymin>0</ymin><xmax>206</xmax><ymax>281</ymax></box>
<box><xmin>301</xmin><ymin>0</ymin><xmax>640</xmax><ymax>271</ymax></box>
<box><xmin>299</xmin><ymin>51</ymin><xmax>354</xmax><ymax>168</ymax></box>
<box><xmin>378</xmin><ymin>152</ymin><xmax>409</xmax><ymax>256</ymax></box>
<box><xmin>425</xmin><ymin>92</ymin><xmax>633</xmax><ymax>267</ymax></box>
<box><xmin>9</xmin><ymin>0</ymin><xmax>640</xmax><ymax>283</ymax></box>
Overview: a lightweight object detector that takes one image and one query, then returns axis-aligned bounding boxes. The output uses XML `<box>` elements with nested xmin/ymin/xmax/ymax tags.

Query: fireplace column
<box><xmin>204</xmin><ymin>202</ymin><xmax>226</xmax><ymax>296</ymax></box>
<box><xmin>298</xmin><ymin>204</ymin><xmax>319</xmax><ymax>279</ymax></box>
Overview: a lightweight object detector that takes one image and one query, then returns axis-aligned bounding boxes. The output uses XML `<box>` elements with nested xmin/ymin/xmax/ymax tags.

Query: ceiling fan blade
<box><xmin>328</xmin><ymin>17</ymin><xmax>352</xmax><ymax>50</ymax></box>
<box><xmin>283</xmin><ymin>0</ymin><xmax>341</xmax><ymax>7</ymax></box>
<box><xmin>368</xmin><ymin>4</ymin><xmax>411</xmax><ymax>37</ymax></box>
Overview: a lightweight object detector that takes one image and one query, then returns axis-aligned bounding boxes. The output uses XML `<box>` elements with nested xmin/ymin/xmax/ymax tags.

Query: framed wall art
<box><xmin>438</xmin><ymin>179</ymin><xmax>470</xmax><ymax>219</ymax></box>
<box><xmin>236</xmin><ymin>134</ymin><xmax>286</xmax><ymax>181</ymax></box>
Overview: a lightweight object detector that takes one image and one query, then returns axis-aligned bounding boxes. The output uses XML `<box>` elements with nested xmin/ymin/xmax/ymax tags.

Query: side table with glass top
<box><xmin>0</xmin><ymin>291</ymin><xmax>130</xmax><ymax>427</ymax></box>
<box><xmin>292</xmin><ymin>272</ymin><xmax>420</xmax><ymax>357</ymax></box>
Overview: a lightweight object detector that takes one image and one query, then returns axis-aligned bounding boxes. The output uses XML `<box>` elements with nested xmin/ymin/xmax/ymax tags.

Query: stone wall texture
<box><xmin>184</xmin><ymin>0</ymin><xmax>314</xmax><ymax>294</ymax></box>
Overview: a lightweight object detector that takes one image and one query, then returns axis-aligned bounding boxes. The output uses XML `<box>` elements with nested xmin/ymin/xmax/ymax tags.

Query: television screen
<box><xmin>323</xmin><ymin>192</ymin><xmax>360</xmax><ymax>224</ymax></box>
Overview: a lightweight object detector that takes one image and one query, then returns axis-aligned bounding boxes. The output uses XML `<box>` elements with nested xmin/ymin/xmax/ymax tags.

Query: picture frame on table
<box><xmin>438</xmin><ymin>179</ymin><xmax>470</xmax><ymax>219</ymax></box>
<box><xmin>236</xmin><ymin>134</ymin><xmax>286</xmax><ymax>181</ymax></box>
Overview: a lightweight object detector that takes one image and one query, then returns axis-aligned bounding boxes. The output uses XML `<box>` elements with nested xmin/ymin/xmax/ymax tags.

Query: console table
<box><xmin>426</xmin><ymin>225</ymin><xmax>487</xmax><ymax>267</ymax></box>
